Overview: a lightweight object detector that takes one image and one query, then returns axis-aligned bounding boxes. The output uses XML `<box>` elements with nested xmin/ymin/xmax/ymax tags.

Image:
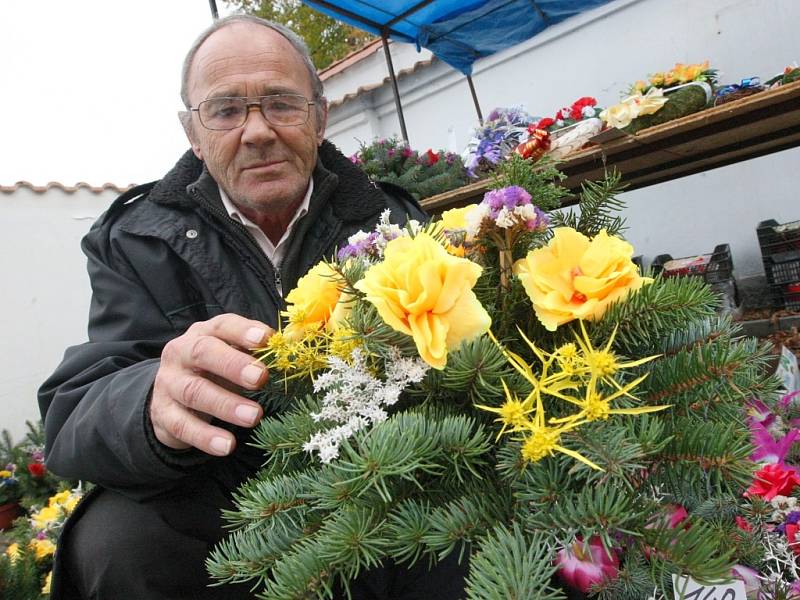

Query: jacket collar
<box><xmin>147</xmin><ymin>141</ymin><xmax>387</xmax><ymax>224</ymax></box>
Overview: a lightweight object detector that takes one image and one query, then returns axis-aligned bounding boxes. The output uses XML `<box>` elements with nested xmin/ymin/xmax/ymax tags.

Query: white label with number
<box><xmin>672</xmin><ymin>574</ymin><xmax>746</xmax><ymax>600</ymax></box>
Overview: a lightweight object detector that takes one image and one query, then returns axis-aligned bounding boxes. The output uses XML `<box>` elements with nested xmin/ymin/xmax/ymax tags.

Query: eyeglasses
<box><xmin>190</xmin><ymin>94</ymin><xmax>315</xmax><ymax>130</ymax></box>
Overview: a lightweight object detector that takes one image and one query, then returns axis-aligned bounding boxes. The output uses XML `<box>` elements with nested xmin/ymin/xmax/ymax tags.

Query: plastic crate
<box><xmin>765</xmin><ymin>249</ymin><xmax>800</xmax><ymax>285</ymax></box>
<box><xmin>774</xmin><ymin>282</ymin><xmax>800</xmax><ymax>311</ymax></box>
<box><xmin>757</xmin><ymin>218</ymin><xmax>800</xmax><ymax>257</ymax></box>
<box><xmin>651</xmin><ymin>243</ymin><xmax>733</xmax><ymax>284</ymax></box>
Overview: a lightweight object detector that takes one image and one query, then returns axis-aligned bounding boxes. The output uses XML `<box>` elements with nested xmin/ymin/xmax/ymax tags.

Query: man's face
<box><xmin>185</xmin><ymin>24</ymin><xmax>327</xmax><ymax>216</ymax></box>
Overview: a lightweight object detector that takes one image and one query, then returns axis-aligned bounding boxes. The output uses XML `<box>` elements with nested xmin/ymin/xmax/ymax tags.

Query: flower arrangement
<box><xmin>631</xmin><ymin>60</ymin><xmax>719</xmax><ymax>94</ymax></box>
<box><xmin>532</xmin><ymin>96</ymin><xmax>603</xmax><ymax>133</ymax></box>
<box><xmin>208</xmin><ymin>160</ymin><xmax>781</xmax><ymax>599</ymax></box>
<box><xmin>349</xmin><ymin>137</ymin><xmax>469</xmax><ymax>200</ymax></box>
<box><xmin>462</xmin><ymin>106</ymin><xmax>535</xmax><ymax>177</ymax></box>
<box><xmin>0</xmin><ymin>464</ymin><xmax>20</xmax><ymax>507</ymax></box>
<box><xmin>0</xmin><ymin>422</ymin><xmax>81</xmax><ymax>598</ymax></box>
<box><xmin>601</xmin><ymin>61</ymin><xmax>717</xmax><ymax>134</ymax></box>
<box><xmin>1</xmin><ymin>487</ymin><xmax>84</xmax><ymax>598</ymax></box>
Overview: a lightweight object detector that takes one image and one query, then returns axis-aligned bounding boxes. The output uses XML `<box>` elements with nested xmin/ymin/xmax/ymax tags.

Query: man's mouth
<box><xmin>242</xmin><ymin>160</ymin><xmax>286</xmax><ymax>172</ymax></box>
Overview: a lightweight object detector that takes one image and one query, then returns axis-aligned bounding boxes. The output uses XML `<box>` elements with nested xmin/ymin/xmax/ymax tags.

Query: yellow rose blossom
<box><xmin>513</xmin><ymin>227</ymin><xmax>652</xmax><ymax>331</ymax></box>
<box><xmin>283</xmin><ymin>261</ymin><xmax>347</xmax><ymax>340</ymax></box>
<box><xmin>439</xmin><ymin>204</ymin><xmax>478</xmax><ymax>232</ymax></box>
<box><xmin>6</xmin><ymin>542</ymin><xmax>20</xmax><ymax>563</ymax></box>
<box><xmin>0</xmin><ymin>470</ymin><xmax>12</xmax><ymax>478</ymax></box>
<box><xmin>355</xmin><ymin>232</ymin><xmax>491</xmax><ymax>369</ymax></box>
<box><xmin>42</xmin><ymin>571</ymin><xmax>53</xmax><ymax>595</ymax></box>
<box><xmin>29</xmin><ymin>538</ymin><xmax>56</xmax><ymax>560</ymax></box>
<box><xmin>31</xmin><ymin>505</ymin><xmax>60</xmax><ymax>530</ymax></box>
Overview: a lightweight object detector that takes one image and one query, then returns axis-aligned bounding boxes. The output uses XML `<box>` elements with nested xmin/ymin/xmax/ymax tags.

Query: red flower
<box><xmin>27</xmin><ymin>462</ymin><xmax>46</xmax><ymax>478</ymax></box>
<box><xmin>746</xmin><ymin>463</ymin><xmax>800</xmax><ymax>501</ymax></box>
<box><xmin>735</xmin><ymin>516</ymin><xmax>753</xmax><ymax>533</ymax></box>
<box><xmin>555</xmin><ymin>109</ymin><xmax>566</xmax><ymax>121</ymax></box>
<box><xmin>425</xmin><ymin>149</ymin><xmax>440</xmax><ymax>165</ymax></box>
<box><xmin>532</xmin><ymin>118</ymin><xmax>555</xmax><ymax>132</ymax></box>
<box><xmin>569</xmin><ymin>97</ymin><xmax>598</xmax><ymax>121</ymax></box>
<box><xmin>787</xmin><ymin>524</ymin><xmax>800</xmax><ymax>556</ymax></box>
<box><xmin>556</xmin><ymin>536</ymin><xmax>620</xmax><ymax>593</ymax></box>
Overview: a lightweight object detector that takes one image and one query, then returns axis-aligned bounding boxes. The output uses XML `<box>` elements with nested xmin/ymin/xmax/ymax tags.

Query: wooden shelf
<box><xmin>421</xmin><ymin>80</ymin><xmax>800</xmax><ymax>213</ymax></box>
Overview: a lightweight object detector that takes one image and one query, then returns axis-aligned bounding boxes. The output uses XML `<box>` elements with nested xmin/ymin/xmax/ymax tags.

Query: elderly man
<box><xmin>39</xmin><ymin>14</ymin><xmax>466</xmax><ymax>600</ymax></box>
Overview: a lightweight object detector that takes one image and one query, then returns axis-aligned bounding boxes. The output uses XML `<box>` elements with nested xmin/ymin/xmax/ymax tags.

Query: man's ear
<box><xmin>315</xmin><ymin>97</ymin><xmax>328</xmax><ymax>146</ymax></box>
<box><xmin>178</xmin><ymin>111</ymin><xmax>203</xmax><ymax>160</ymax></box>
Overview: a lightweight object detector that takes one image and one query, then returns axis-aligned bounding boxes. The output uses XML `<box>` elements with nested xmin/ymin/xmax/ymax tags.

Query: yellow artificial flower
<box><xmin>0</xmin><ymin>470</ymin><xmax>11</xmax><ymax>478</ymax></box>
<box><xmin>283</xmin><ymin>262</ymin><xmax>347</xmax><ymax>340</ymax></box>
<box><xmin>600</xmin><ymin>88</ymin><xmax>668</xmax><ymax>129</ymax></box>
<box><xmin>42</xmin><ymin>571</ymin><xmax>52</xmax><ymax>595</ymax></box>
<box><xmin>29</xmin><ymin>538</ymin><xmax>56</xmax><ymax>560</ymax></box>
<box><xmin>6</xmin><ymin>542</ymin><xmax>20</xmax><ymax>563</ymax></box>
<box><xmin>355</xmin><ymin>232</ymin><xmax>491</xmax><ymax>369</ymax></box>
<box><xmin>31</xmin><ymin>505</ymin><xmax>60</xmax><ymax>530</ymax></box>
<box><xmin>49</xmin><ymin>489</ymin><xmax>71</xmax><ymax>507</ymax></box>
<box><xmin>475</xmin><ymin>380</ymin><xmax>534</xmax><ymax>440</ymax></box>
<box><xmin>631</xmin><ymin>87</ymin><xmax>668</xmax><ymax>116</ymax></box>
<box><xmin>513</xmin><ymin>227</ymin><xmax>652</xmax><ymax>331</ymax></box>
<box><xmin>599</xmin><ymin>101</ymin><xmax>638</xmax><ymax>129</ymax></box>
<box><xmin>63</xmin><ymin>493</ymin><xmax>81</xmax><ymax>514</ymax></box>
<box><xmin>439</xmin><ymin>204</ymin><xmax>478</xmax><ymax>232</ymax></box>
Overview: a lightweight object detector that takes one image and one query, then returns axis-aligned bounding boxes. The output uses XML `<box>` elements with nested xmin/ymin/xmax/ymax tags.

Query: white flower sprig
<box><xmin>303</xmin><ymin>347</ymin><xmax>429</xmax><ymax>463</ymax></box>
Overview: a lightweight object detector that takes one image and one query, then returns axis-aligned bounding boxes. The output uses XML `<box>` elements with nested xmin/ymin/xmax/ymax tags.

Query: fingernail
<box><xmin>241</xmin><ymin>364</ymin><xmax>265</xmax><ymax>385</ymax></box>
<box><xmin>210</xmin><ymin>436</ymin><xmax>232</xmax><ymax>456</ymax></box>
<box><xmin>235</xmin><ymin>404</ymin><xmax>260</xmax><ymax>425</ymax></box>
<box><xmin>244</xmin><ymin>327</ymin><xmax>267</xmax><ymax>346</ymax></box>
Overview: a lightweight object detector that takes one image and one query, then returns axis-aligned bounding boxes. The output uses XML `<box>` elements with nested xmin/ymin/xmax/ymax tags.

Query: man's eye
<box><xmin>208</xmin><ymin>100</ymin><xmax>244</xmax><ymax>118</ymax></box>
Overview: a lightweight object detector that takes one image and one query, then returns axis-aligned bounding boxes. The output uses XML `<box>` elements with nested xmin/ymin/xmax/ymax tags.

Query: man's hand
<box><xmin>150</xmin><ymin>314</ymin><xmax>271</xmax><ymax>456</ymax></box>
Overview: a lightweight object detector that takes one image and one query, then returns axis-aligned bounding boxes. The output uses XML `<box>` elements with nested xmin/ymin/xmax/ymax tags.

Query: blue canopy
<box><xmin>303</xmin><ymin>0</ymin><xmax>614</xmax><ymax>75</ymax></box>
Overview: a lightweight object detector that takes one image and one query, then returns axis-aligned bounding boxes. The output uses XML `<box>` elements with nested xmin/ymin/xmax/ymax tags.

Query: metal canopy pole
<box><xmin>208</xmin><ymin>0</ymin><xmax>219</xmax><ymax>19</ymax></box>
<box><xmin>380</xmin><ymin>32</ymin><xmax>410</xmax><ymax>145</ymax></box>
<box><xmin>466</xmin><ymin>75</ymin><xmax>483</xmax><ymax>125</ymax></box>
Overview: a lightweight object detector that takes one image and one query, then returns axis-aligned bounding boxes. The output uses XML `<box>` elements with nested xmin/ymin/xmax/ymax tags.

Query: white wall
<box><xmin>0</xmin><ymin>188</ymin><xmax>113</xmax><ymax>441</ymax></box>
<box><xmin>325</xmin><ymin>0</ymin><xmax>800</xmax><ymax>275</ymax></box>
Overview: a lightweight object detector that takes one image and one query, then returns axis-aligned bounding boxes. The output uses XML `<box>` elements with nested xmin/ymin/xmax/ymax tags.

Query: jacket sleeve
<box><xmin>38</xmin><ymin>212</ymin><xmax>210</xmax><ymax>498</ymax></box>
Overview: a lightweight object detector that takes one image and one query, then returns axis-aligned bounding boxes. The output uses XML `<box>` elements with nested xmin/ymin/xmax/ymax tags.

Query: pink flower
<box><xmin>749</xmin><ymin>419</ymin><xmax>799</xmax><ymax>464</ymax></box>
<box><xmin>730</xmin><ymin>564</ymin><xmax>761</xmax><ymax>599</ymax></box>
<box><xmin>746</xmin><ymin>463</ymin><xmax>800</xmax><ymax>501</ymax></box>
<box><xmin>555</xmin><ymin>536</ymin><xmax>619</xmax><ymax>593</ymax></box>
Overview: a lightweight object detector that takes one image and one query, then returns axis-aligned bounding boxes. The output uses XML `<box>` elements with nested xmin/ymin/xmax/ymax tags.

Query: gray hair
<box><xmin>179</xmin><ymin>14</ymin><xmax>325</xmax><ymax>126</ymax></box>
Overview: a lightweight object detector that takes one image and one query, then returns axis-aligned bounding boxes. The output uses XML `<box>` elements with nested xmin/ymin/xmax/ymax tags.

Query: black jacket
<box><xmin>38</xmin><ymin>142</ymin><xmax>425</xmax><ymax>595</ymax></box>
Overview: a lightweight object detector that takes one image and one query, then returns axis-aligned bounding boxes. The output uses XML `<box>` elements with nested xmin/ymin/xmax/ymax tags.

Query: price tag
<box><xmin>672</xmin><ymin>575</ymin><xmax>746</xmax><ymax>600</ymax></box>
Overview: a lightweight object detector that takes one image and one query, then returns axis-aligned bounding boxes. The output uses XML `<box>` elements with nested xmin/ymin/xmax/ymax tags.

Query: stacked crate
<box><xmin>757</xmin><ymin>219</ymin><xmax>800</xmax><ymax>311</ymax></box>
<box><xmin>651</xmin><ymin>243</ymin><xmax>739</xmax><ymax>312</ymax></box>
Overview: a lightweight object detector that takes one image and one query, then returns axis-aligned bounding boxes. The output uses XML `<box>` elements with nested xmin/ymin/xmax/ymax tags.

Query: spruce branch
<box><xmin>523</xmin><ymin>482</ymin><xmax>652</xmax><ymax>540</ymax></box>
<box><xmin>641</xmin><ymin>519</ymin><xmax>736</xmax><ymax>586</ymax></box>
<box><xmin>465</xmin><ymin>524</ymin><xmax>565</xmax><ymax>600</ymax></box>
<box><xmin>551</xmin><ymin>170</ymin><xmax>628</xmax><ymax>238</ymax></box>
<box><xmin>592</xmin><ymin>276</ymin><xmax>719</xmax><ymax>354</ymax></box>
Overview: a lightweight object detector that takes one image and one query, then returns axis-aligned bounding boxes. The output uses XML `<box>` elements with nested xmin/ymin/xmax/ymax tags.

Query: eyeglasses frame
<box><xmin>189</xmin><ymin>94</ymin><xmax>317</xmax><ymax>131</ymax></box>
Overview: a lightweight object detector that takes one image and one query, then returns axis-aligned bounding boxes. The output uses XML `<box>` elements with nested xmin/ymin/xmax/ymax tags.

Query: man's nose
<box><xmin>240</xmin><ymin>103</ymin><xmax>277</xmax><ymax>144</ymax></box>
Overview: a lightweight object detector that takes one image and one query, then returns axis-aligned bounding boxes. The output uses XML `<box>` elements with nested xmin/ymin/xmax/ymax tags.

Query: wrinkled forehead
<box><xmin>187</xmin><ymin>23</ymin><xmax>312</xmax><ymax>103</ymax></box>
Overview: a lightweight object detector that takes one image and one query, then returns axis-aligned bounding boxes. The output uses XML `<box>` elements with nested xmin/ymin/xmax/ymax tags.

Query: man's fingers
<box><xmin>175</xmin><ymin>375</ymin><xmax>263</xmax><ymax>427</ymax></box>
<box><xmin>154</xmin><ymin>399</ymin><xmax>238</xmax><ymax>457</ymax></box>
<box><xmin>189</xmin><ymin>314</ymin><xmax>271</xmax><ymax>349</ymax></box>
<box><xmin>177</xmin><ymin>331</ymin><xmax>269</xmax><ymax>390</ymax></box>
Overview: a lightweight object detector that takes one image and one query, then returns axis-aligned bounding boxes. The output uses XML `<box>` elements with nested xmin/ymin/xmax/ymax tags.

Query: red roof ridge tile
<box><xmin>319</xmin><ymin>37</ymin><xmax>383</xmax><ymax>81</ymax></box>
<box><xmin>327</xmin><ymin>56</ymin><xmax>436</xmax><ymax>108</ymax></box>
<box><xmin>0</xmin><ymin>181</ymin><xmax>135</xmax><ymax>194</ymax></box>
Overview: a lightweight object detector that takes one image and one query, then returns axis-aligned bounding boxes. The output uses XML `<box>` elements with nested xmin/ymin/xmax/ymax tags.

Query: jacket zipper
<box><xmin>188</xmin><ymin>186</ymin><xmax>284</xmax><ymax>308</ymax></box>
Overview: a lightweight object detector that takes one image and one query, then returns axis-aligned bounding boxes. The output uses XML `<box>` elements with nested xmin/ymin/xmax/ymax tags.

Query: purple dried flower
<box><xmin>482</xmin><ymin>186</ymin><xmax>532</xmax><ymax>218</ymax></box>
<box><xmin>787</xmin><ymin>511</ymin><xmax>800</xmax><ymax>525</ymax></box>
